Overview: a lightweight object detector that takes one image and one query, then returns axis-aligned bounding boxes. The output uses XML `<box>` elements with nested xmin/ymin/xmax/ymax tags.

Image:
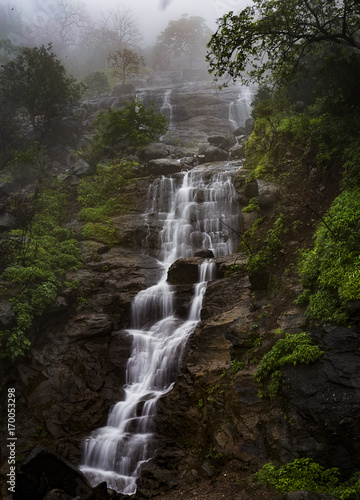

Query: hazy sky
<box><xmin>2</xmin><ymin>0</ymin><xmax>250</xmax><ymax>45</ymax></box>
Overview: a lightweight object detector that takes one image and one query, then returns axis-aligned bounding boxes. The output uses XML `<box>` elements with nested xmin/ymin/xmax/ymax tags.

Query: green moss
<box><xmin>254</xmin><ymin>332</ymin><xmax>323</xmax><ymax>397</ymax></box>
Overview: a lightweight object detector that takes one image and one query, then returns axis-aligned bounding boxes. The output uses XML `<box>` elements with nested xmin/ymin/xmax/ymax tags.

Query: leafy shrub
<box><xmin>254</xmin><ymin>458</ymin><xmax>340</xmax><ymax>494</ymax></box>
<box><xmin>296</xmin><ymin>188</ymin><xmax>360</xmax><ymax>324</ymax></box>
<box><xmin>246</xmin><ymin>213</ymin><xmax>288</xmax><ymax>271</ymax></box>
<box><xmin>231</xmin><ymin>359</ymin><xmax>245</xmax><ymax>374</ymax></box>
<box><xmin>87</xmin><ymin>98</ymin><xmax>167</xmax><ymax>160</ymax></box>
<box><xmin>77</xmin><ymin>161</ymin><xmax>133</xmax><ymax>216</ymax></box>
<box><xmin>83</xmin><ymin>71</ymin><xmax>110</xmax><ymax>98</ymax></box>
<box><xmin>0</xmin><ymin>178</ymin><xmax>82</xmax><ymax>360</ymax></box>
<box><xmin>254</xmin><ymin>332</ymin><xmax>323</xmax><ymax>397</ymax></box>
<box><xmin>81</xmin><ymin>221</ymin><xmax>118</xmax><ymax>245</ymax></box>
<box><xmin>255</xmin><ymin>458</ymin><xmax>360</xmax><ymax>499</ymax></box>
<box><xmin>242</xmin><ymin>196</ymin><xmax>260</xmax><ymax>213</ymax></box>
<box><xmin>77</xmin><ymin>161</ymin><xmax>136</xmax><ymax>245</ymax></box>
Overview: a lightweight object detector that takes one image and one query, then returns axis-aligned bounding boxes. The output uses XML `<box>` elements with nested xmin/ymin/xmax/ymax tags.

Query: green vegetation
<box><xmin>254</xmin><ymin>332</ymin><xmax>323</xmax><ymax>397</ymax></box>
<box><xmin>107</xmin><ymin>48</ymin><xmax>145</xmax><ymax>84</ymax></box>
<box><xmin>0</xmin><ymin>43</ymin><xmax>85</xmax><ymax>139</ymax></box>
<box><xmin>87</xmin><ymin>98</ymin><xmax>167</xmax><ymax>162</ymax></box>
<box><xmin>1</xmin><ymin>176</ymin><xmax>82</xmax><ymax>360</ymax></box>
<box><xmin>246</xmin><ymin>213</ymin><xmax>289</xmax><ymax>271</ymax></box>
<box><xmin>207</xmin><ymin>0</ymin><xmax>360</xmax><ymax>86</ymax></box>
<box><xmin>231</xmin><ymin>359</ymin><xmax>244</xmax><ymax>374</ymax></box>
<box><xmin>77</xmin><ymin>160</ymin><xmax>136</xmax><ymax>245</ymax></box>
<box><xmin>241</xmin><ymin>196</ymin><xmax>259</xmax><ymax>213</ymax></box>
<box><xmin>296</xmin><ymin>189</ymin><xmax>360</xmax><ymax>324</ymax></box>
<box><xmin>83</xmin><ymin>71</ymin><xmax>110</xmax><ymax>98</ymax></box>
<box><xmin>255</xmin><ymin>458</ymin><xmax>360</xmax><ymax>499</ymax></box>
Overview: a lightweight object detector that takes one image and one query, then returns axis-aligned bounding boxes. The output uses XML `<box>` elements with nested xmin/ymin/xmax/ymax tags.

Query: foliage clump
<box><xmin>77</xmin><ymin>160</ymin><xmax>135</xmax><ymax>245</ymax></box>
<box><xmin>83</xmin><ymin>71</ymin><xmax>110</xmax><ymax>98</ymax></box>
<box><xmin>255</xmin><ymin>458</ymin><xmax>360</xmax><ymax>499</ymax></box>
<box><xmin>296</xmin><ymin>188</ymin><xmax>360</xmax><ymax>324</ymax></box>
<box><xmin>1</xmin><ymin>178</ymin><xmax>82</xmax><ymax>360</ymax></box>
<box><xmin>0</xmin><ymin>43</ymin><xmax>85</xmax><ymax>138</ymax></box>
<box><xmin>87</xmin><ymin>98</ymin><xmax>167</xmax><ymax>162</ymax></box>
<box><xmin>254</xmin><ymin>332</ymin><xmax>323</xmax><ymax>397</ymax></box>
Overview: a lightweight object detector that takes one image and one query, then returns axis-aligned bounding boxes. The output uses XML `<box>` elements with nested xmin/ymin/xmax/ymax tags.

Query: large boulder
<box><xmin>229</xmin><ymin>142</ymin><xmax>245</xmax><ymax>160</ymax></box>
<box><xmin>167</xmin><ymin>257</ymin><xmax>204</xmax><ymax>285</ymax></box>
<box><xmin>138</xmin><ymin>143</ymin><xmax>171</xmax><ymax>161</ymax></box>
<box><xmin>112</xmin><ymin>83</ymin><xmax>135</xmax><ymax>97</ymax></box>
<box><xmin>198</xmin><ymin>145</ymin><xmax>229</xmax><ymax>163</ymax></box>
<box><xmin>207</xmin><ymin>134</ymin><xmax>236</xmax><ymax>150</ymax></box>
<box><xmin>257</xmin><ymin>179</ymin><xmax>281</xmax><ymax>210</ymax></box>
<box><xmin>0</xmin><ymin>299</ymin><xmax>15</xmax><ymax>328</ymax></box>
<box><xmin>0</xmin><ymin>211</ymin><xmax>15</xmax><ymax>231</ymax></box>
<box><xmin>14</xmin><ymin>447</ymin><xmax>105</xmax><ymax>500</ymax></box>
<box><xmin>141</xmin><ymin>158</ymin><xmax>181</xmax><ymax>176</ymax></box>
<box><xmin>70</xmin><ymin>159</ymin><xmax>92</xmax><ymax>178</ymax></box>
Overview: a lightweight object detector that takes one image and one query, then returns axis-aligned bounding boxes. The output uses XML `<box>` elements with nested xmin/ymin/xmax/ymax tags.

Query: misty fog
<box><xmin>0</xmin><ymin>0</ymin><xmax>249</xmax><ymax>87</ymax></box>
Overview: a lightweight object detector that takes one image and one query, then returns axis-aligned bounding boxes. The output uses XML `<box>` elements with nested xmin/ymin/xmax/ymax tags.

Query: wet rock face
<box><xmin>282</xmin><ymin>325</ymin><xmax>360</xmax><ymax>476</ymax></box>
<box><xmin>167</xmin><ymin>257</ymin><xmax>204</xmax><ymax>285</ymax></box>
<box><xmin>0</xmin><ymin>245</ymin><xmax>163</xmax><ymax>482</ymax></box>
<box><xmin>14</xmin><ymin>447</ymin><xmax>101</xmax><ymax>500</ymax></box>
<box><xmin>143</xmin><ymin>277</ymin><xmax>360</xmax><ymax>492</ymax></box>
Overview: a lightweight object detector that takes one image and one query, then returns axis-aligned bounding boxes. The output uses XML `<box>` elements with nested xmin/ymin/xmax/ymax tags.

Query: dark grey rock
<box><xmin>112</xmin><ymin>83</ymin><xmax>135</xmax><ymax>97</ymax></box>
<box><xmin>13</xmin><ymin>447</ymin><xmax>97</xmax><ymax>500</ymax></box>
<box><xmin>207</xmin><ymin>134</ymin><xmax>236</xmax><ymax>150</ymax></box>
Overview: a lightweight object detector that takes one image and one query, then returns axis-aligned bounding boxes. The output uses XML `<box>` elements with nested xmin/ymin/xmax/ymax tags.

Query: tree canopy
<box><xmin>207</xmin><ymin>0</ymin><xmax>360</xmax><ymax>85</ymax></box>
<box><xmin>0</xmin><ymin>43</ymin><xmax>85</xmax><ymax>137</ymax></box>
<box><xmin>108</xmin><ymin>48</ymin><xmax>145</xmax><ymax>84</ymax></box>
<box><xmin>83</xmin><ymin>71</ymin><xmax>110</xmax><ymax>97</ymax></box>
<box><xmin>156</xmin><ymin>15</ymin><xmax>211</xmax><ymax>69</ymax></box>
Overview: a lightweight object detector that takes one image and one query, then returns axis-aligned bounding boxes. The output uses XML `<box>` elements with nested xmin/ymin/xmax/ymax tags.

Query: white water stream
<box><xmin>229</xmin><ymin>87</ymin><xmax>254</xmax><ymax>130</ymax></box>
<box><xmin>80</xmin><ymin>165</ymin><xmax>240</xmax><ymax>494</ymax></box>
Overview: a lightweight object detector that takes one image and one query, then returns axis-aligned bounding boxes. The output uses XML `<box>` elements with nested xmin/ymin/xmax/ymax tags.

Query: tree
<box><xmin>207</xmin><ymin>0</ymin><xmax>360</xmax><ymax>85</ymax></box>
<box><xmin>0</xmin><ymin>44</ymin><xmax>85</xmax><ymax>137</ymax></box>
<box><xmin>30</xmin><ymin>0</ymin><xmax>89</xmax><ymax>57</ymax></box>
<box><xmin>108</xmin><ymin>48</ymin><xmax>145</xmax><ymax>84</ymax></box>
<box><xmin>0</xmin><ymin>39</ymin><xmax>19</xmax><ymax>64</ymax></box>
<box><xmin>152</xmin><ymin>42</ymin><xmax>171</xmax><ymax>71</ymax></box>
<box><xmin>89</xmin><ymin>98</ymin><xmax>168</xmax><ymax>160</ymax></box>
<box><xmin>100</xmin><ymin>6</ymin><xmax>143</xmax><ymax>50</ymax></box>
<box><xmin>157</xmin><ymin>15</ymin><xmax>211</xmax><ymax>68</ymax></box>
<box><xmin>83</xmin><ymin>71</ymin><xmax>110</xmax><ymax>97</ymax></box>
<box><xmin>79</xmin><ymin>7</ymin><xmax>142</xmax><ymax>73</ymax></box>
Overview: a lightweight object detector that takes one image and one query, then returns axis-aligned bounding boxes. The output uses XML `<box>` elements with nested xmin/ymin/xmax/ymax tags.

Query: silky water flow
<box><xmin>80</xmin><ymin>165</ymin><xmax>241</xmax><ymax>494</ymax></box>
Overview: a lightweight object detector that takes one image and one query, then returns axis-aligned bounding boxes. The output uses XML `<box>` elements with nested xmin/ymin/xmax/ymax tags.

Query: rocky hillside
<box><xmin>1</xmin><ymin>73</ymin><xmax>359</xmax><ymax>500</ymax></box>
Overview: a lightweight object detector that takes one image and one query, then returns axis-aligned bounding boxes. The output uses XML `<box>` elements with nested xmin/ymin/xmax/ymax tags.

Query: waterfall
<box><xmin>160</xmin><ymin>89</ymin><xmax>174</xmax><ymax>129</ymax></box>
<box><xmin>80</xmin><ymin>164</ymin><xmax>240</xmax><ymax>495</ymax></box>
<box><xmin>229</xmin><ymin>86</ymin><xmax>254</xmax><ymax>130</ymax></box>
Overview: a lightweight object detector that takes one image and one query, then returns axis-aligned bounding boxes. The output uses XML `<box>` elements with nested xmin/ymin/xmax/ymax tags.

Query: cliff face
<box><xmin>1</xmin><ymin>76</ymin><xmax>360</xmax><ymax>500</ymax></box>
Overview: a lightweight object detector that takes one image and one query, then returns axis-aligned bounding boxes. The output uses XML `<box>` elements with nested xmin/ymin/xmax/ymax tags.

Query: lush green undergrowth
<box><xmin>296</xmin><ymin>188</ymin><xmax>360</xmax><ymax>324</ymax></box>
<box><xmin>255</xmin><ymin>458</ymin><xmax>360</xmax><ymax>499</ymax></box>
<box><xmin>254</xmin><ymin>331</ymin><xmax>323</xmax><ymax>398</ymax></box>
<box><xmin>242</xmin><ymin>88</ymin><xmax>360</xmax><ymax>324</ymax></box>
<box><xmin>77</xmin><ymin>160</ymin><xmax>137</xmax><ymax>245</ymax></box>
<box><xmin>1</xmin><ymin>178</ymin><xmax>82</xmax><ymax>359</ymax></box>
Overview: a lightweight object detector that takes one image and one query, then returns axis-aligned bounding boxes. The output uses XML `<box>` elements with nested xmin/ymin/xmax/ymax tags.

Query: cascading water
<box><xmin>80</xmin><ymin>164</ymin><xmax>240</xmax><ymax>495</ymax></box>
<box><xmin>160</xmin><ymin>89</ymin><xmax>174</xmax><ymax>129</ymax></box>
<box><xmin>229</xmin><ymin>86</ymin><xmax>254</xmax><ymax>130</ymax></box>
